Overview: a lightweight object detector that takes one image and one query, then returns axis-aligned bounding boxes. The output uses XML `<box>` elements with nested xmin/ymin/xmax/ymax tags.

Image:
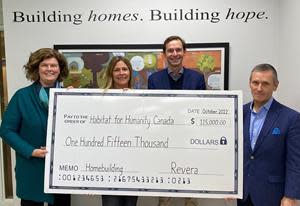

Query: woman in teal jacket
<box><xmin>0</xmin><ymin>48</ymin><xmax>70</xmax><ymax>206</ymax></box>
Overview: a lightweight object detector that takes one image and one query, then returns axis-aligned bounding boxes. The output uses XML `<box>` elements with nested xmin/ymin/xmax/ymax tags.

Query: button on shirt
<box><xmin>249</xmin><ymin>97</ymin><xmax>273</xmax><ymax>150</ymax></box>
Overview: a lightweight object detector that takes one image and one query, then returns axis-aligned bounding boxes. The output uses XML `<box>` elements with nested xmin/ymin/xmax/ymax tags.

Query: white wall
<box><xmin>4</xmin><ymin>0</ymin><xmax>297</xmax><ymax>108</ymax></box>
<box><xmin>277</xmin><ymin>0</ymin><xmax>300</xmax><ymax>111</ymax></box>
<box><xmin>1</xmin><ymin>0</ymin><xmax>300</xmax><ymax>205</ymax></box>
<box><xmin>2</xmin><ymin>0</ymin><xmax>279</xmax><ymax>102</ymax></box>
<box><xmin>0</xmin><ymin>0</ymin><xmax>3</xmax><ymax>30</ymax></box>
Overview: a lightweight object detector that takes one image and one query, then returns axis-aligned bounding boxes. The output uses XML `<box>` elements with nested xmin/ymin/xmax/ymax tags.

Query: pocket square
<box><xmin>272</xmin><ymin>127</ymin><xmax>281</xmax><ymax>135</ymax></box>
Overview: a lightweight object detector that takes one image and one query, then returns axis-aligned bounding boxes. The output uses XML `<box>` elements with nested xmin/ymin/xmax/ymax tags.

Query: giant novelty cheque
<box><xmin>44</xmin><ymin>89</ymin><xmax>243</xmax><ymax>198</ymax></box>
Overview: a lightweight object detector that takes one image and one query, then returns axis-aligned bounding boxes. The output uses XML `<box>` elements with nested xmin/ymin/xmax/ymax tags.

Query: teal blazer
<box><xmin>0</xmin><ymin>82</ymin><xmax>54</xmax><ymax>204</ymax></box>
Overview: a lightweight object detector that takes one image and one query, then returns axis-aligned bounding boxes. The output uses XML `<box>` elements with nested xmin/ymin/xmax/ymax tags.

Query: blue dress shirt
<box><xmin>249</xmin><ymin>97</ymin><xmax>273</xmax><ymax>150</ymax></box>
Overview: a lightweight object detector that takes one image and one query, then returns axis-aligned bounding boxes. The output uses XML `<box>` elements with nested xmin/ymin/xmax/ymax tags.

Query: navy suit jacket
<box><xmin>148</xmin><ymin>68</ymin><xmax>206</xmax><ymax>90</ymax></box>
<box><xmin>243</xmin><ymin>99</ymin><xmax>300</xmax><ymax>206</ymax></box>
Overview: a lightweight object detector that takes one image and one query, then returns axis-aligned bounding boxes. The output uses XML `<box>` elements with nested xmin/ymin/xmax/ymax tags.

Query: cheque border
<box><xmin>47</xmin><ymin>90</ymin><xmax>240</xmax><ymax>196</ymax></box>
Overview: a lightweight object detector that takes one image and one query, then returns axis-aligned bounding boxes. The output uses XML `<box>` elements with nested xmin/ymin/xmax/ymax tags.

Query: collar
<box><xmin>250</xmin><ymin>97</ymin><xmax>273</xmax><ymax>113</ymax></box>
<box><xmin>167</xmin><ymin>67</ymin><xmax>184</xmax><ymax>75</ymax></box>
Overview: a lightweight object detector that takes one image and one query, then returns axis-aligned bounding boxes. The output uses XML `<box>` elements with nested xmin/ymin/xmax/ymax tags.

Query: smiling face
<box><xmin>164</xmin><ymin>39</ymin><xmax>185</xmax><ymax>71</ymax></box>
<box><xmin>112</xmin><ymin>60</ymin><xmax>131</xmax><ymax>89</ymax></box>
<box><xmin>38</xmin><ymin>57</ymin><xmax>60</xmax><ymax>87</ymax></box>
<box><xmin>250</xmin><ymin>70</ymin><xmax>278</xmax><ymax>110</ymax></box>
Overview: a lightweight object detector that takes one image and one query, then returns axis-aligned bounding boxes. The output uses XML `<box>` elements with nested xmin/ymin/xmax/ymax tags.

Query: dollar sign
<box><xmin>191</xmin><ymin>118</ymin><xmax>195</xmax><ymax>125</ymax></box>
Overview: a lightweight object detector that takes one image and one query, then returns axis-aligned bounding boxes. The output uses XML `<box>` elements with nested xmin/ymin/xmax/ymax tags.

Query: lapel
<box><xmin>252</xmin><ymin>100</ymin><xmax>280</xmax><ymax>153</ymax></box>
<box><xmin>162</xmin><ymin>69</ymin><xmax>171</xmax><ymax>89</ymax></box>
<box><xmin>244</xmin><ymin>104</ymin><xmax>252</xmax><ymax>152</ymax></box>
<box><xmin>30</xmin><ymin>82</ymin><xmax>48</xmax><ymax>133</ymax></box>
<box><xmin>182</xmin><ymin>68</ymin><xmax>189</xmax><ymax>89</ymax></box>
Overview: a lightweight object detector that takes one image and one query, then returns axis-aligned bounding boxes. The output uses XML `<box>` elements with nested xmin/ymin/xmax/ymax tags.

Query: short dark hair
<box><xmin>163</xmin><ymin>35</ymin><xmax>186</xmax><ymax>53</ymax></box>
<box><xmin>250</xmin><ymin>63</ymin><xmax>279</xmax><ymax>84</ymax></box>
<box><xmin>24</xmin><ymin>48</ymin><xmax>69</xmax><ymax>82</ymax></box>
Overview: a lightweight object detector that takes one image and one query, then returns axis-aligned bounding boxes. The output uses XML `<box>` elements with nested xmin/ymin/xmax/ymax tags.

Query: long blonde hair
<box><xmin>102</xmin><ymin>56</ymin><xmax>133</xmax><ymax>89</ymax></box>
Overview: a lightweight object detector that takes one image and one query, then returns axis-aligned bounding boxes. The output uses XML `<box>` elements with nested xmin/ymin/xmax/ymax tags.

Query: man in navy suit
<box><xmin>238</xmin><ymin>64</ymin><xmax>300</xmax><ymax>206</ymax></box>
<box><xmin>148</xmin><ymin>35</ymin><xmax>206</xmax><ymax>90</ymax></box>
<box><xmin>148</xmin><ymin>36</ymin><xmax>205</xmax><ymax>206</ymax></box>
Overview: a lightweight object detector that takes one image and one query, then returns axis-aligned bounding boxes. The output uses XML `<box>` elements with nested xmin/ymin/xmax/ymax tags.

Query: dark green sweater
<box><xmin>0</xmin><ymin>82</ymin><xmax>54</xmax><ymax>203</ymax></box>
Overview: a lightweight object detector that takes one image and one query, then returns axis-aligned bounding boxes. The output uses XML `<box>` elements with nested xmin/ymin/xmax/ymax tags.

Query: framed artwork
<box><xmin>54</xmin><ymin>43</ymin><xmax>229</xmax><ymax>90</ymax></box>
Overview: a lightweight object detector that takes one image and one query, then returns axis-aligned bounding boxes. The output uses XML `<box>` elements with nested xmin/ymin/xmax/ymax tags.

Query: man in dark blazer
<box><xmin>148</xmin><ymin>36</ymin><xmax>206</xmax><ymax>90</ymax></box>
<box><xmin>238</xmin><ymin>63</ymin><xmax>300</xmax><ymax>206</ymax></box>
<box><xmin>148</xmin><ymin>36</ymin><xmax>205</xmax><ymax>206</ymax></box>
